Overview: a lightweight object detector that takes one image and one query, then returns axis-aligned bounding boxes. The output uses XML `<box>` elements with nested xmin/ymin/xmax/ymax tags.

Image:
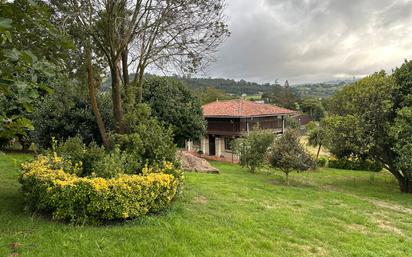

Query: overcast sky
<box><xmin>204</xmin><ymin>0</ymin><xmax>412</xmax><ymax>85</ymax></box>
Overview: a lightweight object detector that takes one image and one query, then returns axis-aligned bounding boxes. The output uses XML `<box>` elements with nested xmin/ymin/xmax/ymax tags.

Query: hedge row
<box><xmin>19</xmin><ymin>156</ymin><xmax>180</xmax><ymax>224</ymax></box>
<box><xmin>316</xmin><ymin>156</ymin><xmax>383</xmax><ymax>172</ymax></box>
<box><xmin>327</xmin><ymin>157</ymin><xmax>382</xmax><ymax>172</ymax></box>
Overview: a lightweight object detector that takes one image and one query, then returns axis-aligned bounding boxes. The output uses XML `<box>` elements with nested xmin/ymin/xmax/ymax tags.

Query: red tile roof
<box><xmin>202</xmin><ymin>99</ymin><xmax>296</xmax><ymax>118</ymax></box>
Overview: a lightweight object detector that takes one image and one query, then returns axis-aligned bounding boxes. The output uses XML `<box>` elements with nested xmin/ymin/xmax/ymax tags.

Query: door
<box><xmin>209</xmin><ymin>135</ymin><xmax>216</xmax><ymax>156</ymax></box>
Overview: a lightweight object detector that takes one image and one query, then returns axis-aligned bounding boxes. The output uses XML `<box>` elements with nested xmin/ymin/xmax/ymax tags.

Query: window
<box><xmin>224</xmin><ymin>138</ymin><xmax>234</xmax><ymax>152</ymax></box>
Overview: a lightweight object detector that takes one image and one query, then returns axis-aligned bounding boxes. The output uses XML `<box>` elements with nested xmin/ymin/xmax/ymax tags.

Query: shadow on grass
<box><xmin>0</xmin><ymin>189</ymin><xmax>28</xmax><ymax>218</ymax></box>
<box><xmin>261</xmin><ymin>167</ymin><xmax>406</xmax><ymax>201</ymax></box>
<box><xmin>324</xmin><ymin>176</ymin><xmax>408</xmax><ymax>201</ymax></box>
<box><xmin>267</xmin><ymin>178</ymin><xmax>319</xmax><ymax>190</ymax></box>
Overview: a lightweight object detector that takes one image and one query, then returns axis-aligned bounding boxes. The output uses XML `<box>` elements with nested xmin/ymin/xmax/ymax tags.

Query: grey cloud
<box><xmin>206</xmin><ymin>0</ymin><xmax>412</xmax><ymax>84</ymax></box>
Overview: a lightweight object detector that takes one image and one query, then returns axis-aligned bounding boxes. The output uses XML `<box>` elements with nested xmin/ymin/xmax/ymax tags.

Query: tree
<box><xmin>85</xmin><ymin>44</ymin><xmax>109</xmax><ymax>146</ymax></box>
<box><xmin>31</xmin><ymin>83</ymin><xmax>113</xmax><ymax>149</ymax></box>
<box><xmin>262</xmin><ymin>84</ymin><xmax>300</xmax><ymax>109</ymax></box>
<box><xmin>232</xmin><ymin>129</ymin><xmax>275</xmax><ymax>173</ymax></box>
<box><xmin>198</xmin><ymin>86</ymin><xmax>231</xmax><ymax>105</ymax></box>
<box><xmin>324</xmin><ymin>66</ymin><xmax>412</xmax><ymax>193</ymax></box>
<box><xmin>52</xmin><ymin>0</ymin><xmax>229</xmax><ymax>133</ymax></box>
<box><xmin>177</xmin><ymin>76</ymin><xmax>274</xmax><ymax>96</ymax></box>
<box><xmin>112</xmin><ymin>104</ymin><xmax>177</xmax><ymax>172</ymax></box>
<box><xmin>0</xmin><ymin>2</ymin><xmax>72</xmax><ymax>149</ymax></box>
<box><xmin>142</xmin><ymin>76</ymin><xmax>205</xmax><ymax>146</ymax></box>
<box><xmin>307</xmin><ymin>121</ymin><xmax>326</xmax><ymax>161</ymax></box>
<box><xmin>300</xmin><ymin>97</ymin><xmax>325</xmax><ymax>121</ymax></box>
<box><xmin>268</xmin><ymin>130</ymin><xmax>313</xmax><ymax>184</ymax></box>
<box><xmin>0</xmin><ymin>44</ymin><xmax>57</xmax><ymax>149</ymax></box>
<box><xmin>0</xmin><ymin>0</ymin><xmax>74</xmax><ymax>68</ymax></box>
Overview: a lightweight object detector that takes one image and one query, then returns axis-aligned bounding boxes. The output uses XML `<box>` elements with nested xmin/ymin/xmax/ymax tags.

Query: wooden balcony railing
<box><xmin>206</xmin><ymin>119</ymin><xmax>283</xmax><ymax>135</ymax></box>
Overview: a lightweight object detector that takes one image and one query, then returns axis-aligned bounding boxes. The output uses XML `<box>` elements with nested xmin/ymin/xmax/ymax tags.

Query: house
<box><xmin>189</xmin><ymin>99</ymin><xmax>295</xmax><ymax>161</ymax></box>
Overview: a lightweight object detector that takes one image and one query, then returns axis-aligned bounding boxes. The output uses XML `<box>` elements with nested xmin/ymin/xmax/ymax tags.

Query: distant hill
<box><xmin>101</xmin><ymin>75</ymin><xmax>273</xmax><ymax>95</ymax></box>
<box><xmin>292</xmin><ymin>80</ymin><xmax>352</xmax><ymax>99</ymax></box>
<box><xmin>178</xmin><ymin>77</ymin><xmax>353</xmax><ymax>99</ymax></box>
<box><xmin>101</xmin><ymin>74</ymin><xmax>353</xmax><ymax>99</ymax></box>
<box><xmin>176</xmin><ymin>76</ymin><xmax>273</xmax><ymax>96</ymax></box>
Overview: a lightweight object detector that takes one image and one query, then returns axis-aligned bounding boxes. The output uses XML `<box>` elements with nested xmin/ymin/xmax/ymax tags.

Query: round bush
<box><xmin>19</xmin><ymin>155</ymin><xmax>181</xmax><ymax>224</ymax></box>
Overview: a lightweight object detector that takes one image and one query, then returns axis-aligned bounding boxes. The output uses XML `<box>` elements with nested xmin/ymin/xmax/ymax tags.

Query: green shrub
<box><xmin>19</xmin><ymin>155</ymin><xmax>181</xmax><ymax>224</ymax></box>
<box><xmin>317</xmin><ymin>157</ymin><xmax>328</xmax><ymax>167</ymax></box>
<box><xmin>54</xmin><ymin>123</ymin><xmax>177</xmax><ymax>178</ymax></box>
<box><xmin>82</xmin><ymin>143</ymin><xmax>107</xmax><ymax>177</ymax></box>
<box><xmin>285</xmin><ymin>116</ymin><xmax>300</xmax><ymax>130</ymax></box>
<box><xmin>48</xmin><ymin>104</ymin><xmax>178</xmax><ymax>178</ymax></box>
<box><xmin>31</xmin><ymin>85</ymin><xmax>113</xmax><ymax>149</ymax></box>
<box><xmin>92</xmin><ymin>147</ymin><xmax>127</xmax><ymax>178</ymax></box>
<box><xmin>143</xmin><ymin>77</ymin><xmax>205</xmax><ymax>146</ymax></box>
<box><xmin>328</xmin><ymin>157</ymin><xmax>382</xmax><ymax>172</ymax></box>
<box><xmin>232</xmin><ymin>129</ymin><xmax>275</xmax><ymax>173</ymax></box>
<box><xmin>54</xmin><ymin>136</ymin><xmax>86</xmax><ymax>163</ymax></box>
<box><xmin>54</xmin><ymin>136</ymin><xmax>107</xmax><ymax>177</ymax></box>
<box><xmin>267</xmin><ymin>130</ymin><xmax>314</xmax><ymax>184</ymax></box>
<box><xmin>112</xmin><ymin>104</ymin><xmax>178</xmax><ymax>173</ymax></box>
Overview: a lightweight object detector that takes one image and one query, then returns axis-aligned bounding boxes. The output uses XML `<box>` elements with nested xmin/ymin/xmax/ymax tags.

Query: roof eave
<box><xmin>204</xmin><ymin>112</ymin><xmax>296</xmax><ymax>119</ymax></box>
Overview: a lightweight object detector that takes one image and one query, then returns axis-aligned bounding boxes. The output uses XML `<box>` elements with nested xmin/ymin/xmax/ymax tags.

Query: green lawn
<box><xmin>1</xmin><ymin>153</ymin><xmax>412</xmax><ymax>257</ymax></box>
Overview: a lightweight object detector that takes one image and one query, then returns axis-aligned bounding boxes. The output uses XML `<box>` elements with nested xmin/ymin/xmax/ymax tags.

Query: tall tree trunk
<box><xmin>316</xmin><ymin>143</ymin><xmax>322</xmax><ymax>160</ymax></box>
<box><xmin>122</xmin><ymin>48</ymin><xmax>129</xmax><ymax>89</ymax></box>
<box><xmin>135</xmin><ymin>64</ymin><xmax>145</xmax><ymax>104</ymax></box>
<box><xmin>86</xmin><ymin>48</ymin><xmax>109</xmax><ymax>146</ymax></box>
<box><xmin>388</xmin><ymin>164</ymin><xmax>412</xmax><ymax>193</ymax></box>
<box><xmin>122</xmin><ymin>48</ymin><xmax>133</xmax><ymax>111</ymax></box>
<box><xmin>399</xmin><ymin>177</ymin><xmax>412</xmax><ymax>193</ymax></box>
<box><xmin>111</xmin><ymin>59</ymin><xmax>124</xmax><ymax>133</ymax></box>
<box><xmin>285</xmin><ymin>172</ymin><xmax>289</xmax><ymax>185</ymax></box>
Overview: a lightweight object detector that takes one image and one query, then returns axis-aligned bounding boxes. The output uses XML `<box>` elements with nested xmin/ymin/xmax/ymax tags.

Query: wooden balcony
<box><xmin>205</xmin><ymin>117</ymin><xmax>284</xmax><ymax>136</ymax></box>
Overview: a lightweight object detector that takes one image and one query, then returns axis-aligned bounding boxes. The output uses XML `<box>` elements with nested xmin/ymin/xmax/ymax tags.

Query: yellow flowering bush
<box><xmin>19</xmin><ymin>155</ymin><xmax>182</xmax><ymax>224</ymax></box>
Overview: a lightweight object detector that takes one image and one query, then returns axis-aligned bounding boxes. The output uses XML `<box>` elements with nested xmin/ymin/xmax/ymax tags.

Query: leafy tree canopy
<box><xmin>268</xmin><ymin>130</ymin><xmax>313</xmax><ymax>184</ymax></box>
<box><xmin>197</xmin><ymin>86</ymin><xmax>232</xmax><ymax>105</ymax></box>
<box><xmin>31</xmin><ymin>83</ymin><xmax>113</xmax><ymax>149</ymax></box>
<box><xmin>0</xmin><ymin>1</ymin><xmax>72</xmax><ymax>148</ymax></box>
<box><xmin>300</xmin><ymin>98</ymin><xmax>325</xmax><ymax>121</ymax></box>
<box><xmin>0</xmin><ymin>0</ymin><xmax>74</xmax><ymax>67</ymax></box>
<box><xmin>324</xmin><ymin>65</ymin><xmax>412</xmax><ymax>193</ymax></box>
<box><xmin>232</xmin><ymin>129</ymin><xmax>275</xmax><ymax>173</ymax></box>
<box><xmin>142</xmin><ymin>77</ymin><xmax>205</xmax><ymax>146</ymax></box>
<box><xmin>262</xmin><ymin>84</ymin><xmax>300</xmax><ymax>110</ymax></box>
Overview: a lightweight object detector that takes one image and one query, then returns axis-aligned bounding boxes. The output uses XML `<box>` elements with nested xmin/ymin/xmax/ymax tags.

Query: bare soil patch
<box><xmin>178</xmin><ymin>151</ymin><xmax>219</xmax><ymax>173</ymax></box>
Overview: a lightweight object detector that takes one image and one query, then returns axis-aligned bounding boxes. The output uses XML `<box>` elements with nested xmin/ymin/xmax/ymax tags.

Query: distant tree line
<box><xmin>98</xmin><ymin>74</ymin><xmax>339</xmax><ymax>121</ymax></box>
<box><xmin>176</xmin><ymin>76</ymin><xmax>349</xmax><ymax>99</ymax></box>
<box><xmin>177</xmin><ymin>77</ymin><xmax>273</xmax><ymax>96</ymax></box>
<box><xmin>293</xmin><ymin>81</ymin><xmax>350</xmax><ymax>99</ymax></box>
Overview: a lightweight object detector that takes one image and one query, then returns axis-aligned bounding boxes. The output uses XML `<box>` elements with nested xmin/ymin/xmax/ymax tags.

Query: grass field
<box><xmin>1</xmin><ymin>153</ymin><xmax>412</xmax><ymax>257</ymax></box>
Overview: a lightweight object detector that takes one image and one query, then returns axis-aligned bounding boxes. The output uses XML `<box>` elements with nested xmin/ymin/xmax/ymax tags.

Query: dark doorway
<box><xmin>209</xmin><ymin>135</ymin><xmax>216</xmax><ymax>156</ymax></box>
